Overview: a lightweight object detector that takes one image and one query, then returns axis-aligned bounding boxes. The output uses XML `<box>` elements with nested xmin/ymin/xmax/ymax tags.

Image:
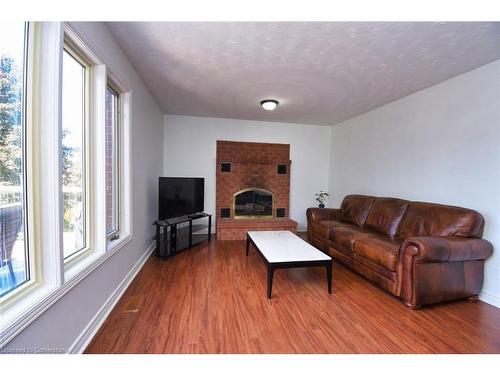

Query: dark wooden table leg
<box><xmin>267</xmin><ymin>266</ymin><xmax>275</xmax><ymax>299</ymax></box>
<box><xmin>326</xmin><ymin>261</ymin><xmax>333</xmax><ymax>294</ymax></box>
<box><xmin>246</xmin><ymin>234</ymin><xmax>250</xmax><ymax>256</ymax></box>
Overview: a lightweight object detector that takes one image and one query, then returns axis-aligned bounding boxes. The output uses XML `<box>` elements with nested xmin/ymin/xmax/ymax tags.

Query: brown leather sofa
<box><xmin>307</xmin><ymin>194</ymin><xmax>493</xmax><ymax>308</ymax></box>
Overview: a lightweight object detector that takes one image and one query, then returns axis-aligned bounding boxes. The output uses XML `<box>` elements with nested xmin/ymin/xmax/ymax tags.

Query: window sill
<box><xmin>0</xmin><ymin>284</ymin><xmax>59</xmax><ymax>347</ymax></box>
<box><xmin>0</xmin><ymin>233</ymin><xmax>132</xmax><ymax>348</ymax></box>
<box><xmin>107</xmin><ymin>233</ymin><xmax>130</xmax><ymax>253</ymax></box>
<box><xmin>64</xmin><ymin>232</ymin><xmax>132</xmax><ymax>284</ymax></box>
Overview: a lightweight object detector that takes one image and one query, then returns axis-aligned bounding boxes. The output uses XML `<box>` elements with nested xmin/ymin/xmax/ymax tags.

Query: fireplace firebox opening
<box><xmin>233</xmin><ymin>188</ymin><xmax>274</xmax><ymax>219</ymax></box>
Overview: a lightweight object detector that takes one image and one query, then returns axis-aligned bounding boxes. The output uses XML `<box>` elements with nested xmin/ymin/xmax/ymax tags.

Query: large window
<box><xmin>61</xmin><ymin>47</ymin><xmax>88</xmax><ymax>259</ymax></box>
<box><xmin>0</xmin><ymin>22</ymin><xmax>29</xmax><ymax>297</ymax></box>
<box><xmin>105</xmin><ymin>85</ymin><xmax>119</xmax><ymax>238</ymax></box>
<box><xmin>1</xmin><ymin>23</ymin><xmax>132</xmax><ymax>346</ymax></box>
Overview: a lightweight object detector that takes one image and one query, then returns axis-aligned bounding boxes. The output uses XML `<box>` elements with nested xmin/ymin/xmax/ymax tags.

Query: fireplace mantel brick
<box><xmin>216</xmin><ymin>140</ymin><xmax>297</xmax><ymax>240</ymax></box>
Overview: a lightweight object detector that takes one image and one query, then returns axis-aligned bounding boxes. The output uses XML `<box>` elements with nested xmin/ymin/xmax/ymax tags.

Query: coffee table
<box><xmin>246</xmin><ymin>231</ymin><xmax>333</xmax><ymax>299</ymax></box>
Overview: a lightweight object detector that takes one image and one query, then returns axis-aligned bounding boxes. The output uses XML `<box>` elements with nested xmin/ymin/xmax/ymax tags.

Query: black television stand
<box><xmin>154</xmin><ymin>213</ymin><xmax>212</xmax><ymax>260</ymax></box>
<box><xmin>187</xmin><ymin>212</ymin><xmax>205</xmax><ymax>219</ymax></box>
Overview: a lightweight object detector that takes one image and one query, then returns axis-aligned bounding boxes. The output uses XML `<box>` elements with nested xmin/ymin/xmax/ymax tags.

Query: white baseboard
<box><xmin>68</xmin><ymin>242</ymin><xmax>156</xmax><ymax>353</ymax></box>
<box><xmin>480</xmin><ymin>290</ymin><xmax>500</xmax><ymax>308</ymax></box>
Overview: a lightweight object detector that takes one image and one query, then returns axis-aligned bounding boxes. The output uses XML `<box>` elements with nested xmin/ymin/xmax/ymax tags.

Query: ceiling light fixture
<box><xmin>260</xmin><ymin>99</ymin><xmax>279</xmax><ymax>111</ymax></box>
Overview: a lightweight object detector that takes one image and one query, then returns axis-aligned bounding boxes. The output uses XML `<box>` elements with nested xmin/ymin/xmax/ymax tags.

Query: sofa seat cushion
<box><xmin>329</xmin><ymin>223</ymin><xmax>374</xmax><ymax>252</ymax></box>
<box><xmin>310</xmin><ymin>220</ymin><xmax>339</xmax><ymax>238</ymax></box>
<box><xmin>354</xmin><ymin>236</ymin><xmax>402</xmax><ymax>272</ymax></box>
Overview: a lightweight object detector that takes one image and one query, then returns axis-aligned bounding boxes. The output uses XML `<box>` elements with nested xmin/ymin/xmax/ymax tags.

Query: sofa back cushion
<box><xmin>397</xmin><ymin>201</ymin><xmax>484</xmax><ymax>239</ymax></box>
<box><xmin>364</xmin><ymin>198</ymin><xmax>409</xmax><ymax>238</ymax></box>
<box><xmin>340</xmin><ymin>195</ymin><xmax>376</xmax><ymax>227</ymax></box>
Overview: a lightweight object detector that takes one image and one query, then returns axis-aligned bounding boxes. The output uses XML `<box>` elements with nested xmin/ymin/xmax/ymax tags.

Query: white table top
<box><xmin>247</xmin><ymin>231</ymin><xmax>331</xmax><ymax>263</ymax></box>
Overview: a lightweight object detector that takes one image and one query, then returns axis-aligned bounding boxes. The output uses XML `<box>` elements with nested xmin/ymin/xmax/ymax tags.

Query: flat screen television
<box><xmin>158</xmin><ymin>177</ymin><xmax>204</xmax><ymax>220</ymax></box>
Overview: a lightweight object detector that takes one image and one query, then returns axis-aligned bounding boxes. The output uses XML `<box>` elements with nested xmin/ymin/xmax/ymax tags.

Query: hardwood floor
<box><xmin>85</xmin><ymin>235</ymin><xmax>500</xmax><ymax>354</ymax></box>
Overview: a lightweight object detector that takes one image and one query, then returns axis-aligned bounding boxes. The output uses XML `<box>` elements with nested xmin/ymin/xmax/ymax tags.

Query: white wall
<box><xmin>163</xmin><ymin>115</ymin><xmax>332</xmax><ymax>230</ymax></box>
<box><xmin>329</xmin><ymin>60</ymin><xmax>500</xmax><ymax>307</ymax></box>
<box><xmin>5</xmin><ymin>22</ymin><xmax>164</xmax><ymax>350</ymax></box>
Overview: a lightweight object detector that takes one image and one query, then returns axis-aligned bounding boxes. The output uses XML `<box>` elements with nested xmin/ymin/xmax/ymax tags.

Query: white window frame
<box><xmin>105</xmin><ymin>82</ymin><xmax>121</xmax><ymax>241</ymax></box>
<box><xmin>62</xmin><ymin>23</ymin><xmax>133</xmax><ymax>275</ymax></box>
<box><xmin>61</xmin><ymin>28</ymin><xmax>104</xmax><ymax>271</ymax></box>
<box><xmin>0</xmin><ymin>23</ymin><xmax>37</xmax><ymax>303</ymax></box>
<box><xmin>61</xmin><ymin>43</ymin><xmax>91</xmax><ymax>262</ymax></box>
<box><xmin>105</xmin><ymin>70</ymin><xmax>131</xmax><ymax>253</ymax></box>
<box><xmin>0</xmin><ymin>22</ymin><xmax>132</xmax><ymax>348</ymax></box>
<box><xmin>0</xmin><ymin>21</ymin><xmax>64</xmax><ymax>345</ymax></box>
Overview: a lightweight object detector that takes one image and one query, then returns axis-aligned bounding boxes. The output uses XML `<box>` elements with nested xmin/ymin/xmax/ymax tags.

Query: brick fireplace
<box><xmin>216</xmin><ymin>140</ymin><xmax>298</xmax><ymax>240</ymax></box>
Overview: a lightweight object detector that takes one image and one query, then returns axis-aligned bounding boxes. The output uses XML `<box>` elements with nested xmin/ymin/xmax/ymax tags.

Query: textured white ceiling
<box><xmin>107</xmin><ymin>22</ymin><xmax>500</xmax><ymax>126</ymax></box>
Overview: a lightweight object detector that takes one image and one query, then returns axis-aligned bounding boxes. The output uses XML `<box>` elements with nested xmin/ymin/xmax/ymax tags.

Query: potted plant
<box><xmin>315</xmin><ymin>191</ymin><xmax>330</xmax><ymax>208</ymax></box>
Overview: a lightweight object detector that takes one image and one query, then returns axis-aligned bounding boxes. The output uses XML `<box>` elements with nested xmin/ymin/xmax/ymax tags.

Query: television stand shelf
<box><xmin>154</xmin><ymin>213</ymin><xmax>212</xmax><ymax>260</ymax></box>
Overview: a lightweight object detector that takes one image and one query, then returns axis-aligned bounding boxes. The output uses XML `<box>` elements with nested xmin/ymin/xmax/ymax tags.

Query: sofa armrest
<box><xmin>400</xmin><ymin>236</ymin><xmax>493</xmax><ymax>263</ymax></box>
<box><xmin>397</xmin><ymin>236</ymin><xmax>493</xmax><ymax>308</ymax></box>
<box><xmin>306</xmin><ymin>207</ymin><xmax>341</xmax><ymax>224</ymax></box>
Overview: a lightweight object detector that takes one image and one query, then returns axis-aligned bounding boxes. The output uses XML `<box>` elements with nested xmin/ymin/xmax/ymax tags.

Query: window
<box><xmin>1</xmin><ymin>23</ymin><xmax>133</xmax><ymax>346</ymax></box>
<box><xmin>105</xmin><ymin>84</ymin><xmax>119</xmax><ymax>238</ymax></box>
<box><xmin>0</xmin><ymin>22</ymin><xmax>29</xmax><ymax>298</ymax></box>
<box><xmin>61</xmin><ymin>47</ymin><xmax>88</xmax><ymax>259</ymax></box>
